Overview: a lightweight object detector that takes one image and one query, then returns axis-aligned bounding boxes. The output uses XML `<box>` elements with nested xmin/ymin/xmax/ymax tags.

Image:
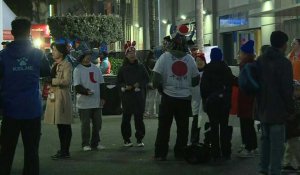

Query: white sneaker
<box><xmin>83</xmin><ymin>146</ymin><xmax>92</xmax><ymax>152</ymax></box>
<box><xmin>123</xmin><ymin>141</ymin><xmax>133</xmax><ymax>147</ymax></box>
<box><xmin>137</xmin><ymin>142</ymin><xmax>144</xmax><ymax>147</ymax></box>
<box><xmin>237</xmin><ymin>149</ymin><xmax>254</xmax><ymax>158</ymax></box>
<box><xmin>251</xmin><ymin>149</ymin><xmax>260</xmax><ymax>156</ymax></box>
<box><xmin>96</xmin><ymin>144</ymin><xmax>106</xmax><ymax>150</ymax></box>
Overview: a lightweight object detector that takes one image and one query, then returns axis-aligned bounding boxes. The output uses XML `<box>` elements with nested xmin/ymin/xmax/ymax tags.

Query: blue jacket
<box><xmin>0</xmin><ymin>40</ymin><xmax>51</xmax><ymax>119</ymax></box>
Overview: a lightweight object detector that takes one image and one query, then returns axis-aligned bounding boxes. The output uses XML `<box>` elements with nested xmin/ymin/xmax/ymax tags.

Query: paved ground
<box><xmin>9</xmin><ymin>115</ymin><xmax>261</xmax><ymax>175</ymax></box>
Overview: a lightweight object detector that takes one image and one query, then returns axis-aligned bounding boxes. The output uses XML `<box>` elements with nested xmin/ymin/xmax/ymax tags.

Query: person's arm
<box><xmin>73</xmin><ymin>67</ymin><xmax>89</xmax><ymax>95</ymax></box>
<box><xmin>40</xmin><ymin>54</ymin><xmax>51</xmax><ymax>78</ymax></box>
<box><xmin>52</xmin><ymin>62</ymin><xmax>72</xmax><ymax>87</ymax></box>
<box><xmin>190</xmin><ymin>57</ymin><xmax>200</xmax><ymax>87</ymax></box>
<box><xmin>152</xmin><ymin>54</ymin><xmax>164</xmax><ymax>93</ymax></box>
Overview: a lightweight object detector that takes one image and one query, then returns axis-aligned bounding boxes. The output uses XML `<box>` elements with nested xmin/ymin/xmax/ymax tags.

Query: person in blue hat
<box><xmin>200</xmin><ymin>47</ymin><xmax>234</xmax><ymax>162</ymax></box>
<box><xmin>236</xmin><ymin>40</ymin><xmax>258</xmax><ymax>158</ymax></box>
<box><xmin>73</xmin><ymin>44</ymin><xmax>106</xmax><ymax>152</ymax></box>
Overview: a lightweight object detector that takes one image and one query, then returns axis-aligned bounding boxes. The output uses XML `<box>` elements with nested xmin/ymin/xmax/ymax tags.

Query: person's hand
<box><xmin>125</xmin><ymin>85</ymin><xmax>133</xmax><ymax>90</ymax></box>
<box><xmin>87</xmin><ymin>89</ymin><xmax>94</xmax><ymax>95</ymax></box>
<box><xmin>100</xmin><ymin>99</ymin><xmax>106</xmax><ymax>106</ymax></box>
<box><xmin>134</xmin><ymin>83</ymin><xmax>140</xmax><ymax>88</ymax></box>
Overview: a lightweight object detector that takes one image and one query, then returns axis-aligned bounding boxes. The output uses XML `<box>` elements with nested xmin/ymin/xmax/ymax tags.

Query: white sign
<box><xmin>203</xmin><ymin>46</ymin><xmax>218</xmax><ymax>63</ymax></box>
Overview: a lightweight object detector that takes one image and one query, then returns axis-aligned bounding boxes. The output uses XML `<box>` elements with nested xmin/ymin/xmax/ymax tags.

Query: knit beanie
<box><xmin>240</xmin><ymin>40</ymin><xmax>255</xmax><ymax>54</ymax></box>
<box><xmin>210</xmin><ymin>48</ymin><xmax>223</xmax><ymax>61</ymax></box>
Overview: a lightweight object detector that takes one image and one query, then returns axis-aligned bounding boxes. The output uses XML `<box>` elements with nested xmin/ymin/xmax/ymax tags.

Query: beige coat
<box><xmin>44</xmin><ymin>59</ymin><xmax>73</xmax><ymax>125</ymax></box>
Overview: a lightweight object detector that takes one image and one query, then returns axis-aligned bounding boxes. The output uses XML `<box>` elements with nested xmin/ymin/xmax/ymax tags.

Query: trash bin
<box><xmin>102</xmin><ymin>75</ymin><xmax>122</xmax><ymax>115</ymax></box>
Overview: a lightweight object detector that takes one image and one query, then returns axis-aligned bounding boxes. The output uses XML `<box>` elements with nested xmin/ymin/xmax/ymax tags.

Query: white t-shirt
<box><xmin>73</xmin><ymin>64</ymin><xmax>104</xmax><ymax>109</ymax></box>
<box><xmin>153</xmin><ymin>52</ymin><xmax>199</xmax><ymax>98</ymax></box>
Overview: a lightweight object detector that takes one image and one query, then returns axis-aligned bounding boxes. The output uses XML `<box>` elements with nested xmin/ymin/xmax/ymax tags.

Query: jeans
<box><xmin>259</xmin><ymin>123</ymin><xmax>285</xmax><ymax>175</ymax></box>
<box><xmin>0</xmin><ymin>117</ymin><xmax>41</xmax><ymax>175</ymax></box>
<box><xmin>79</xmin><ymin>108</ymin><xmax>102</xmax><ymax>148</ymax></box>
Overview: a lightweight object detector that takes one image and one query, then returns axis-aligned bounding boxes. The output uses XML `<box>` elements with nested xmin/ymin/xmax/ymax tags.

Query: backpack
<box><xmin>184</xmin><ymin>143</ymin><xmax>211</xmax><ymax>164</ymax></box>
<box><xmin>238</xmin><ymin>61</ymin><xmax>260</xmax><ymax>95</ymax></box>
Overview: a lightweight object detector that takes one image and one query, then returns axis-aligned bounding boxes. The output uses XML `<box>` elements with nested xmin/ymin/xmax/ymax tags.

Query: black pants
<box><xmin>207</xmin><ymin>110</ymin><xmax>232</xmax><ymax>159</ymax></box>
<box><xmin>121</xmin><ymin>113</ymin><xmax>145</xmax><ymax>142</ymax></box>
<box><xmin>57</xmin><ymin>124</ymin><xmax>72</xmax><ymax>154</ymax></box>
<box><xmin>0</xmin><ymin>117</ymin><xmax>41</xmax><ymax>175</ymax></box>
<box><xmin>239</xmin><ymin>117</ymin><xmax>257</xmax><ymax>151</ymax></box>
<box><xmin>155</xmin><ymin>94</ymin><xmax>191</xmax><ymax>158</ymax></box>
<box><xmin>190</xmin><ymin>115</ymin><xmax>200</xmax><ymax>144</ymax></box>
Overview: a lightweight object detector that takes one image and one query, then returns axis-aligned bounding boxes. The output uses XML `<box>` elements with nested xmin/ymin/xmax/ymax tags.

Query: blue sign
<box><xmin>219</xmin><ymin>12</ymin><xmax>248</xmax><ymax>28</ymax></box>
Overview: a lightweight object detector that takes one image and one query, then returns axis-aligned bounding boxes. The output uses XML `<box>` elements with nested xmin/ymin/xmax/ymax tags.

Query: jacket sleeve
<box><xmin>117</xmin><ymin>66</ymin><xmax>125</xmax><ymax>88</ymax></box>
<box><xmin>52</xmin><ymin>62</ymin><xmax>72</xmax><ymax>87</ymax></box>
<box><xmin>40</xmin><ymin>53</ymin><xmax>51</xmax><ymax>78</ymax></box>
<box><xmin>281</xmin><ymin>60</ymin><xmax>295</xmax><ymax>116</ymax></box>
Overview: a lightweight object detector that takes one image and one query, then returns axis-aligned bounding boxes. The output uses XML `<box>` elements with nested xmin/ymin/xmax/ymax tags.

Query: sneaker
<box><xmin>154</xmin><ymin>156</ymin><xmax>167</xmax><ymax>161</ymax></box>
<box><xmin>251</xmin><ymin>149</ymin><xmax>260</xmax><ymax>156</ymax></box>
<box><xmin>97</xmin><ymin>144</ymin><xmax>106</xmax><ymax>150</ymax></box>
<box><xmin>282</xmin><ymin>165</ymin><xmax>297</xmax><ymax>172</ymax></box>
<box><xmin>124</xmin><ymin>141</ymin><xmax>133</xmax><ymax>147</ymax></box>
<box><xmin>82</xmin><ymin>146</ymin><xmax>92</xmax><ymax>151</ymax></box>
<box><xmin>51</xmin><ymin>151</ymin><xmax>70</xmax><ymax>160</ymax></box>
<box><xmin>237</xmin><ymin>149</ymin><xmax>254</xmax><ymax>158</ymax></box>
<box><xmin>137</xmin><ymin>142</ymin><xmax>144</xmax><ymax>147</ymax></box>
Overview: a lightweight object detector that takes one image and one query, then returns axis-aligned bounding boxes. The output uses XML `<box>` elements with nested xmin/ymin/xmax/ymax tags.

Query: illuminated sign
<box><xmin>219</xmin><ymin>12</ymin><xmax>248</xmax><ymax>28</ymax></box>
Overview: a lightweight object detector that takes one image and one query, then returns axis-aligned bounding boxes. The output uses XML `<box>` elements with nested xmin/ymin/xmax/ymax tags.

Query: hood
<box><xmin>262</xmin><ymin>46</ymin><xmax>285</xmax><ymax>61</ymax></box>
<box><xmin>6</xmin><ymin>40</ymin><xmax>33</xmax><ymax>58</ymax></box>
<box><xmin>205</xmin><ymin>60</ymin><xmax>228</xmax><ymax>75</ymax></box>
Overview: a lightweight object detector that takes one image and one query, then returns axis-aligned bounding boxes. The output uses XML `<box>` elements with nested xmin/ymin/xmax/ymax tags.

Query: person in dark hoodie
<box><xmin>200</xmin><ymin>48</ymin><xmax>233</xmax><ymax>161</ymax></box>
<box><xmin>256</xmin><ymin>31</ymin><xmax>294</xmax><ymax>175</ymax></box>
<box><xmin>0</xmin><ymin>17</ymin><xmax>51</xmax><ymax>175</ymax></box>
<box><xmin>152</xmin><ymin>25</ymin><xmax>200</xmax><ymax>161</ymax></box>
<box><xmin>117</xmin><ymin>41</ymin><xmax>149</xmax><ymax>147</ymax></box>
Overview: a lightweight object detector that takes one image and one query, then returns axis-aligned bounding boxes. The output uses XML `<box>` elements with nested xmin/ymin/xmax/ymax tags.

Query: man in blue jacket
<box><xmin>0</xmin><ymin>17</ymin><xmax>50</xmax><ymax>175</ymax></box>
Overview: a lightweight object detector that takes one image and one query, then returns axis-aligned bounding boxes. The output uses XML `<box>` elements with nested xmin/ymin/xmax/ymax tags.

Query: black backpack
<box><xmin>184</xmin><ymin>143</ymin><xmax>211</xmax><ymax>164</ymax></box>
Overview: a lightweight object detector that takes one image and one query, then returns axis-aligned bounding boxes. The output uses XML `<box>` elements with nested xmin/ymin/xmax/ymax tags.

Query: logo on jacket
<box><xmin>13</xmin><ymin>57</ymin><xmax>33</xmax><ymax>72</ymax></box>
<box><xmin>89</xmin><ymin>72</ymin><xmax>97</xmax><ymax>83</ymax></box>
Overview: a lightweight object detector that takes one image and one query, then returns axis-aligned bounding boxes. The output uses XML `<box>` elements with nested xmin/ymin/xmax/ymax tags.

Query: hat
<box><xmin>177</xmin><ymin>25</ymin><xmax>189</xmax><ymax>36</ymax></box>
<box><xmin>210</xmin><ymin>48</ymin><xmax>223</xmax><ymax>62</ymax></box>
<box><xmin>76</xmin><ymin>42</ymin><xmax>92</xmax><ymax>62</ymax></box>
<box><xmin>240</xmin><ymin>40</ymin><xmax>255</xmax><ymax>54</ymax></box>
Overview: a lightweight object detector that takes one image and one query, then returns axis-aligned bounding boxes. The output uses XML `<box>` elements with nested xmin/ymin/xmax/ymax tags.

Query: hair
<box><xmin>270</xmin><ymin>31</ymin><xmax>289</xmax><ymax>48</ymax></box>
<box><xmin>163</xmin><ymin>36</ymin><xmax>171</xmax><ymax>42</ymax></box>
<box><xmin>11</xmin><ymin>17</ymin><xmax>31</xmax><ymax>38</ymax></box>
<box><xmin>51</xmin><ymin>42</ymin><xmax>69</xmax><ymax>58</ymax></box>
<box><xmin>260</xmin><ymin>45</ymin><xmax>270</xmax><ymax>54</ymax></box>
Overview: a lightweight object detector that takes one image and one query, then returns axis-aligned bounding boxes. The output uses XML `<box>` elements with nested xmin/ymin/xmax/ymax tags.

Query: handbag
<box><xmin>42</xmin><ymin>83</ymin><xmax>50</xmax><ymax>100</ymax></box>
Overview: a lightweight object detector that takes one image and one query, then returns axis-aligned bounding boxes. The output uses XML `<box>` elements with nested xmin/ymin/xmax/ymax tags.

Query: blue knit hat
<box><xmin>210</xmin><ymin>48</ymin><xmax>223</xmax><ymax>61</ymax></box>
<box><xmin>240</xmin><ymin>40</ymin><xmax>255</xmax><ymax>54</ymax></box>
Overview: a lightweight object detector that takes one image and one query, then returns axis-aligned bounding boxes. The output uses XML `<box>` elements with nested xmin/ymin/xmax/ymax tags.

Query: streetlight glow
<box><xmin>181</xmin><ymin>15</ymin><xmax>186</xmax><ymax>20</ymax></box>
<box><xmin>162</xmin><ymin>19</ymin><xmax>167</xmax><ymax>24</ymax></box>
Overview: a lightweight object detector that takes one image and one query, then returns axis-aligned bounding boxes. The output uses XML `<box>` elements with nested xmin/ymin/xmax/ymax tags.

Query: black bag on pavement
<box><xmin>184</xmin><ymin>143</ymin><xmax>211</xmax><ymax>164</ymax></box>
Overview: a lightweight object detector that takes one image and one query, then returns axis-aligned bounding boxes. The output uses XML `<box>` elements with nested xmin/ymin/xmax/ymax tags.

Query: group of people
<box><xmin>0</xmin><ymin>17</ymin><xmax>299</xmax><ymax>175</ymax></box>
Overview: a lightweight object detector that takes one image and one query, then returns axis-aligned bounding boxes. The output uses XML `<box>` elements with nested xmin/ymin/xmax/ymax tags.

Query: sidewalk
<box><xmin>9</xmin><ymin>115</ymin><xmax>259</xmax><ymax>175</ymax></box>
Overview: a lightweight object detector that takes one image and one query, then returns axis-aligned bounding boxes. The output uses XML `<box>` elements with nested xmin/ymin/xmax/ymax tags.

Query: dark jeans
<box><xmin>121</xmin><ymin>113</ymin><xmax>145</xmax><ymax>142</ymax></box>
<box><xmin>207</xmin><ymin>109</ymin><xmax>232</xmax><ymax>159</ymax></box>
<box><xmin>155</xmin><ymin>94</ymin><xmax>191</xmax><ymax>158</ymax></box>
<box><xmin>0</xmin><ymin>117</ymin><xmax>41</xmax><ymax>175</ymax></box>
<box><xmin>239</xmin><ymin>117</ymin><xmax>257</xmax><ymax>151</ymax></box>
<box><xmin>57</xmin><ymin>124</ymin><xmax>72</xmax><ymax>154</ymax></box>
<box><xmin>190</xmin><ymin>115</ymin><xmax>200</xmax><ymax>144</ymax></box>
<box><xmin>79</xmin><ymin>108</ymin><xmax>102</xmax><ymax>148</ymax></box>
